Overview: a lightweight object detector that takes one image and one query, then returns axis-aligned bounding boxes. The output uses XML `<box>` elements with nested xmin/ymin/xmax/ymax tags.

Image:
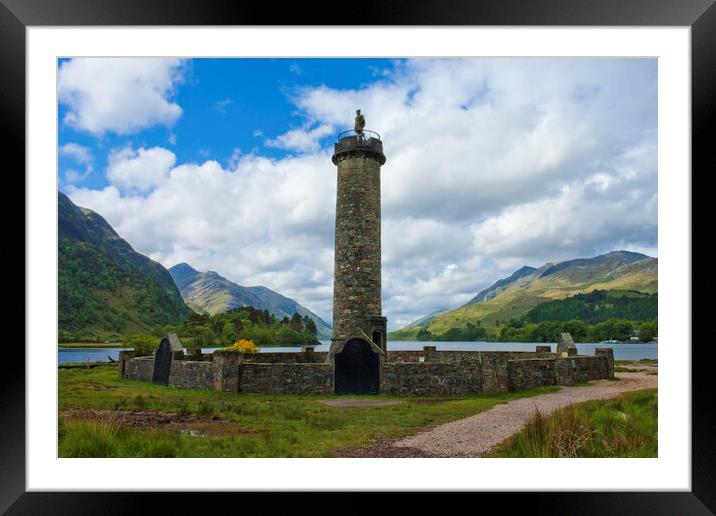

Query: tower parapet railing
<box><xmin>336</xmin><ymin>129</ymin><xmax>381</xmax><ymax>142</ymax></box>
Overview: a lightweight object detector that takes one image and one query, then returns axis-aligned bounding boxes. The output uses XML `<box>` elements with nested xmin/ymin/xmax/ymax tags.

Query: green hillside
<box><xmin>524</xmin><ymin>290</ymin><xmax>657</xmax><ymax>324</ymax></box>
<box><xmin>59</xmin><ymin>192</ymin><xmax>191</xmax><ymax>341</ymax></box>
<box><xmin>389</xmin><ymin>251</ymin><xmax>657</xmax><ymax>341</ymax></box>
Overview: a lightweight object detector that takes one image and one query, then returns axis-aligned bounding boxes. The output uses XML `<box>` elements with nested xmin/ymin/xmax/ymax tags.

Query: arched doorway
<box><xmin>151</xmin><ymin>338</ymin><xmax>172</xmax><ymax>385</ymax></box>
<box><xmin>334</xmin><ymin>338</ymin><xmax>380</xmax><ymax>394</ymax></box>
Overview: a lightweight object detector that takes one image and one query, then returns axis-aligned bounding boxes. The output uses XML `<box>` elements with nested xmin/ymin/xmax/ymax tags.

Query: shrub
<box><xmin>125</xmin><ymin>334</ymin><xmax>159</xmax><ymax>356</ymax></box>
<box><xmin>228</xmin><ymin>339</ymin><xmax>259</xmax><ymax>353</ymax></box>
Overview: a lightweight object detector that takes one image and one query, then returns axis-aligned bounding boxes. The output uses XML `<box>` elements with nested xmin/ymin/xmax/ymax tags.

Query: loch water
<box><xmin>58</xmin><ymin>340</ymin><xmax>657</xmax><ymax>364</ymax></box>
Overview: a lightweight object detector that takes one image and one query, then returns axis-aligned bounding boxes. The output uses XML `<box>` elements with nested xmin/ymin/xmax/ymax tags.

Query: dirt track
<box><xmin>336</xmin><ymin>369</ymin><xmax>657</xmax><ymax>458</ymax></box>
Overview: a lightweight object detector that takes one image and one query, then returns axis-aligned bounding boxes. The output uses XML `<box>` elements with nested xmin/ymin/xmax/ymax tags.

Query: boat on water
<box><xmin>600</xmin><ymin>339</ymin><xmax>621</xmax><ymax>344</ymax></box>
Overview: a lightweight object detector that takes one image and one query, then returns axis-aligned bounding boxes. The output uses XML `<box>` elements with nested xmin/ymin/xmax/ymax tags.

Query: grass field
<box><xmin>58</xmin><ymin>366</ymin><xmax>558</xmax><ymax>458</ymax></box>
<box><xmin>491</xmin><ymin>389</ymin><xmax>657</xmax><ymax>458</ymax></box>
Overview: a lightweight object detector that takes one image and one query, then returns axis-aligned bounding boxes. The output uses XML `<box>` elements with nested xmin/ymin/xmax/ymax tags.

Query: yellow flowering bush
<box><xmin>229</xmin><ymin>339</ymin><xmax>258</xmax><ymax>353</ymax></box>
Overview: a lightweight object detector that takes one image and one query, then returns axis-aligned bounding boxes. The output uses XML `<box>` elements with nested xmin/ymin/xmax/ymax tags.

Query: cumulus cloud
<box><xmin>105</xmin><ymin>146</ymin><xmax>177</xmax><ymax>193</ymax></box>
<box><xmin>58</xmin><ymin>58</ymin><xmax>185</xmax><ymax>135</ymax></box>
<box><xmin>265</xmin><ymin>124</ymin><xmax>334</xmax><ymax>152</ymax></box>
<box><xmin>67</xmin><ymin>58</ymin><xmax>657</xmax><ymax>328</ymax></box>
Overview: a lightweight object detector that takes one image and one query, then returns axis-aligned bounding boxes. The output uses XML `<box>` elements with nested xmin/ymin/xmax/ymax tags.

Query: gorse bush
<box><xmin>229</xmin><ymin>339</ymin><xmax>258</xmax><ymax>353</ymax></box>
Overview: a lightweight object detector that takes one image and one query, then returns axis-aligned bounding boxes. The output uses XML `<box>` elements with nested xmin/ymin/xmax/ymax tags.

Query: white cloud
<box><xmin>265</xmin><ymin>124</ymin><xmax>334</xmax><ymax>153</ymax></box>
<box><xmin>67</xmin><ymin>58</ymin><xmax>657</xmax><ymax>328</ymax></box>
<box><xmin>106</xmin><ymin>146</ymin><xmax>177</xmax><ymax>193</ymax></box>
<box><xmin>58</xmin><ymin>58</ymin><xmax>185</xmax><ymax>135</ymax></box>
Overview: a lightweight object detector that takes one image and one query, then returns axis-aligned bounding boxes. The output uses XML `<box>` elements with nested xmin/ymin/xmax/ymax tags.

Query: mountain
<box><xmin>400</xmin><ymin>308</ymin><xmax>451</xmax><ymax>330</ymax></box>
<box><xmin>466</xmin><ymin>265</ymin><xmax>537</xmax><ymax>304</ymax></box>
<box><xmin>169</xmin><ymin>263</ymin><xmax>332</xmax><ymax>339</ymax></box>
<box><xmin>390</xmin><ymin>250</ymin><xmax>657</xmax><ymax>339</ymax></box>
<box><xmin>58</xmin><ymin>192</ymin><xmax>191</xmax><ymax>340</ymax></box>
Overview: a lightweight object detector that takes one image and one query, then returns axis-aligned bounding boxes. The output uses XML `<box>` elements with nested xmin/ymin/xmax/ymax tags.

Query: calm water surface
<box><xmin>58</xmin><ymin>340</ymin><xmax>657</xmax><ymax>364</ymax></box>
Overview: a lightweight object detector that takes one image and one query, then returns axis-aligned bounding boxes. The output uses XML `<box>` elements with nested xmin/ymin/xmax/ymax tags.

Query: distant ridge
<box><xmin>169</xmin><ymin>263</ymin><xmax>332</xmax><ymax>339</ymax></box>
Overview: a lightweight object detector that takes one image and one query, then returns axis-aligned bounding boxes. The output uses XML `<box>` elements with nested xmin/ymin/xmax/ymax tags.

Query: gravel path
<box><xmin>388</xmin><ymin>371</ymin><xmax>657</xmax><ymax>458</ymax></box>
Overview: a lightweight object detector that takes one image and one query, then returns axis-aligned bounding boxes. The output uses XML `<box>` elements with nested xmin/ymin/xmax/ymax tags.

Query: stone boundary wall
<box><xmin>387</xmin><ymin>350</ymin><xmax>554</xmax><ymax>364</ymax></box>
<box><xmin>124</xmin><ymin>356</ymin><xmax>153</xmax><ymax>383</ymax></box>
<box><xmin>555</xmin><ymin>356</ymin><xmax>610</xmax><ymax>385</ymax></box>
<box><xmin>120</xmin><ymin>347</ymin><xmax>613</xmax><ymax>395</ymax></box>
<box><xmin>508</xmin><ymin>358</ymin><xmax>557</xmax><ymax>391</ymax></box>
<box><xmin>480</xmin><ymin>353</ymin><xmax>510</xmax><ymax>393</ymax></box>
<box><xmin>239</xmin><ymin>363</ymin><xmax>333</xmax><ymax>394</ymax></box>
<box><xmin>382</xmin><ymin>362</ymin><xmax>482</xmax><ymax>395</ymax></box>
<box><xmin>242</xmin><ymin>352</ymin><xmax>328</xmax><ymax>364</ymax></box>
<box><xmin>168</xmin><ymin>360</ymin><xmax>214</xmax><ymax>390</ymax></box>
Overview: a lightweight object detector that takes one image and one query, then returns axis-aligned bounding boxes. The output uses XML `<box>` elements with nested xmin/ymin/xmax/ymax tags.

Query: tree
<box><xmin>561</xmin><ymin>320</ymin><xmax>588</xmax><ymax>342</ymax></box>
<box><xmin>125</xmin><ymin>334</ymin><xmax>159</xmax><ymax>356</ymax></box>
<box><xmin>416</xmin><ymin>328</ymin><xmax>433</xmax><ymax>341</ymax></box>
<box><xmin>305</xmin><ymin>318</ymin><xmax>318</xmax><ymax>337</ymax></box>
<box><xmin>290</xmin><ymin>313</ymin><xmax>304</xmax><ymax>332</ymax></box>
<box><xmin>222</xmin><ymin>321</ymin><xmax>237</xmax><ymax>345</ymax></box>
<box><xmin>638</xmin><ymin>321</ymin><xmax>658</xmax><ymax>342</ymax></box>
<box><xmin>232</xmin><ymin>316</ymin><xmax>244</xmax><ymax>334</ymax></box>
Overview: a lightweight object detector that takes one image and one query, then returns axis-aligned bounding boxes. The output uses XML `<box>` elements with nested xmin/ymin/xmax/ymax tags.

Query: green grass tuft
<box><xmin>492</xmin><ymin>389</ymin><xmax>657</xmax><ymax>458</ymax></box>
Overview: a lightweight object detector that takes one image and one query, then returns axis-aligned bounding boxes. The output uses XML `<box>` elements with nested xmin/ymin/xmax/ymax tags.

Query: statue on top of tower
<box><xmin>354</xmin><ymin>109</ymin><xmax>365</xmax><ymax>137</ymax></box>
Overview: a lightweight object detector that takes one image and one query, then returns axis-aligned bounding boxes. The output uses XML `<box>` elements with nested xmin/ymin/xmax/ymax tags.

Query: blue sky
<box><xmin>59</xmin><ymin>58</ymin><xmax>402</xmax><ymax>190</ymax></box>
<box><xmin>59</xmin><ymin>57</ymin><xmax>657</xmax><ymax>328</ymax></box>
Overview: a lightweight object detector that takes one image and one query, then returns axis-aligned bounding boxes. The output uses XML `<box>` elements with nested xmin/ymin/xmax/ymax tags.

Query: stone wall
<box><xmin>595</xmin><ymin>348</ymin><xmax>615</xmax><ymax>379</ymax></box>
<box><xmin>480</xmin><ymin>353</ymin><xmax>510</xmax><ymax>393</ymax></box>
<box><xmin>508</xmin><ymin>358</ymin><xmax>557</xmax><ymax>391</ymax></box>
<box><xmin>555</xmin><ymin>356</ymin><xmax>609</xmax><ymax>385</ymax></box>
<box><xmin>119</xmin><ymin>347</ymin><xmax>613</xmax><ymax>395</ymax></box>
<box><xmin>381</xmin><ymin>362</ymin><xmax>482</xmax><ymax>395</ymax></box>
<box><xmin>124</xmin><ymin>356</ymin><xmax>153</xmax><ymax>383</ymax></box>
<box><xmin>168</xmin><ymin>360</ymin><xmax>215</xmax><ymax>391</ymax></box>
<box><xmin>239</xmin><ymin>363</ymin><xmax>333</xmax><ymax>394</ymax></box>
<box><xmin>242</xmin><ymin>352</ymin><xmax>328</xmax><ymax>364</ymax></box>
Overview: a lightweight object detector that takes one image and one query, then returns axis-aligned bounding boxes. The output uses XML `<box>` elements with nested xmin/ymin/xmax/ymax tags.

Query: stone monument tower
<box><xmin>329</xmin><ymin>113</ymin><xmax>387</xmax><ymax>394</ymax></box>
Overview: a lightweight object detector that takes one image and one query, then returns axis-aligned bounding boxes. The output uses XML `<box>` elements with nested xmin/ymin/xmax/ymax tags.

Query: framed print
<box><xmin>5</xmin><ymin>0</ymin><xmax>713</xmax><ymax>511</ymax></box>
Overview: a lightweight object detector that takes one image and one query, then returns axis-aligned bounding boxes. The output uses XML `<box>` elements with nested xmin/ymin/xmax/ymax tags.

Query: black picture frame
<box><xmin>4</xmin><ymin>0</ymin><xmax>711</xmax><ymax>512</ymax></box>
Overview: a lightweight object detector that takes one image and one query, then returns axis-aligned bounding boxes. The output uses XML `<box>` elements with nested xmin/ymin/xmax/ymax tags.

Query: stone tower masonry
<box><xmin>329</xmin><ymin>127</ymin><xmax>387</xmax><ymax>356</ymax></box>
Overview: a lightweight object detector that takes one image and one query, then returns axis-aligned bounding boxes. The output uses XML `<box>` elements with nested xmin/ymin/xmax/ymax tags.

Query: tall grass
<box><xmin>59</xmin><ymin>417</ymin><xmax>188</xmax><ymax>458</ymax></box>
<box><xmin>493</xmin><ymin>389</ymin><xmax>657</xmax><ymax>458</ymax></box>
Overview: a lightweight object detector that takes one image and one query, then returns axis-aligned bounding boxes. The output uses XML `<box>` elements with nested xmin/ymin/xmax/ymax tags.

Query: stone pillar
<box><xmin>118</xmin><ymin>350</ymin><xmax>135</xmax><ymax>378</ymax></box>
<box><xmin>595</xmin><ymin>348</ymin><xmax>615</xmax><ymax>379</ymax></box>
<box><xmin>556</xmin><ymin>332</ymin><xmax>578</xmax><ymax>356</ymax></box>
<box><xmin>329</xmin><ymin>133</ymin><xmax>387</xmax><ymax>355</ymax></box>
<box><xmin>213</xmin><ymin>352</ymin><xmax>244</xmax><ymax>392</ymax></box>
